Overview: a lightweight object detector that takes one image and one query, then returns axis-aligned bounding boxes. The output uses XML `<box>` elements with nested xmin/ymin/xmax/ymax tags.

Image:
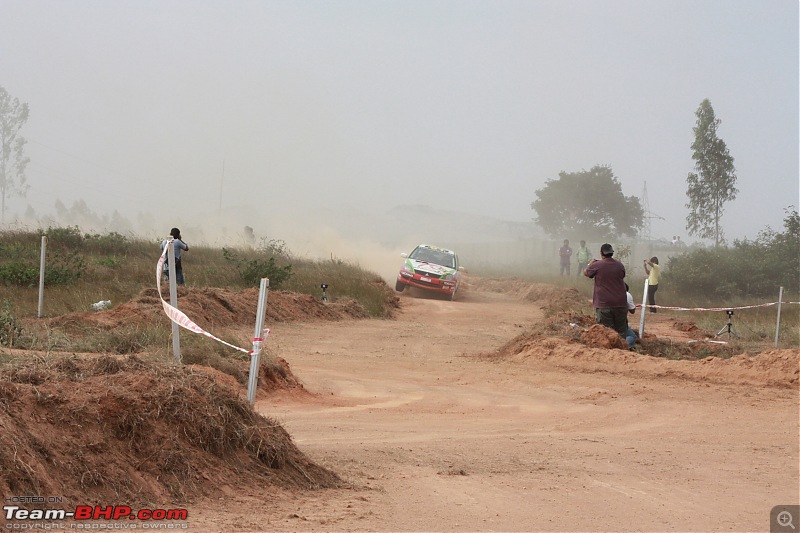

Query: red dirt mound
<box><xmin>476</xmin><ymin>277</ymin><xmax>799</xmax><ymax>388</ymax></box>
<box><xmin>669</xmin><ymin>318</ymin><xmax>715</xmax><ymax>339</ymax></box>
<box><xmin>186</xmin><ymin>354</ymin><xmax>310</xmax><ymax>399</ymax></box>
<box><xmin>0</xmin><ymin>355</ymin><xmax>342</xmax><ymax>506</ymax></box>
<box><xmin>49</xmin><ymin>287</ymin><xmax>375</xmax><ymax>333</ymax></box>
<box><xmin>492</xmin><ymin>335</ymin><xmax>799</xmax><ymax>388</ymax></box>
<box><xmin>581</xmin><ymin>324</ymin><xmax>628</xmax><ymax>349</ymax></box>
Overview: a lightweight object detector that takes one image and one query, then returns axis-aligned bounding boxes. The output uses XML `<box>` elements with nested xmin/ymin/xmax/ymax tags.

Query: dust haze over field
<box><xmin>0</xmin><ymin>0</ymin><xmax>797</xmax><ymax>260</ymax></box>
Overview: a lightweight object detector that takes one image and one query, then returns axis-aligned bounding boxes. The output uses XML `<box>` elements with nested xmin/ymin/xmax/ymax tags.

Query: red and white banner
<box><xmin>157</xmin><ymin>242</ymin><xmax>267</xmax><ymax>354</ymax></box>
<box><xmin>636</xmin><ymin>301</ymin><xmax>795</xmax><ymax>312</ymax></box>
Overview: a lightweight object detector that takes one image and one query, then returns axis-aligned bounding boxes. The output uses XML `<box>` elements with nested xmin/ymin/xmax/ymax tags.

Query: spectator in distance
<box><xmin>559</xmin><ymin>239</ymin><xmax>573</xmax><ymax>276</ymax></box>
<box><xmin>161</xmin><ymin>227</ymin><xmax>189</xmax><ymax>285</ymax></box>
<box><xmin>643</xmin><ymin>256</ymin><xmax>660</xmax><ymax>313</ymax></box>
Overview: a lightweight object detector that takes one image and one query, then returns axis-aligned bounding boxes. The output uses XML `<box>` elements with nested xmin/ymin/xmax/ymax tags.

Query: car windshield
<box><xmin>410</xmin><ymin>248</ymin><xmax>455</xmax><ymax>269</ymax></box>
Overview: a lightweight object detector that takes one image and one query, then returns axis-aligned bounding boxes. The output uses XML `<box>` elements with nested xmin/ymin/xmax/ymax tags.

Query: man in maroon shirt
<box><xmin>583</xmin><ymin>243</ymin><xmax>627</xmax><ymax>337</ymax></box>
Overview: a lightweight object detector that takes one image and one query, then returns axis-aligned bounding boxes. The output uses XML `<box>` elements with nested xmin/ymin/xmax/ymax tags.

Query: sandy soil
<box><xmin>187</xmin><ymin>287</ymin><xmax>799</xmax><ymax>532</ymax></box>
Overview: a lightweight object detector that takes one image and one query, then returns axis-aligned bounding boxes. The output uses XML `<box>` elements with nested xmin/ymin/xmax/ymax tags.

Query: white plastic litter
<box><xmin>91</xmin><ymin>300</ymin><xmax>112</xmax><ymax>311</ymax></box>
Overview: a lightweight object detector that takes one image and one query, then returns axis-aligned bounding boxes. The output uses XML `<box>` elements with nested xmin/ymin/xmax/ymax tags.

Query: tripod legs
<box><xmin>714</xmin><ymin>319</ymin><xmax>739</xmax><ymax>339</ymax></box>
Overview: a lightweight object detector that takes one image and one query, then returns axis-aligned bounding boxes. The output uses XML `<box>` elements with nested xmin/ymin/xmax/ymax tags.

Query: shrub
<box><xmin>94</xmin><ymin>256</ymin><xmax>123</xmax><ymax>269</ymax></box>
<box><xmin>46</xmin><ymin>225</ymin><xmax>84</xmax><ymax>250</ymax></box>
<box><xmin>45</xmin><ymin>251</ymin><xmax>86</xmax><ymax>284</ymax></box>
<box><xmin>664</xmin><ymin>207</ymin><xmax>799</xmax><ymax>299</ymax></box>
<box><xmin>0</xmin><ymin>261</ymin><xmax>39</xmax><ymax>286</ymax></box>
<box><xmin>222</xmin><ymin>247</ymin><xmax>293</xmax><ymax>288</ymax></box>
<box><xmin>0</xmin><ymin>300</ymin><xmax>23</xmax><ymax>347</ymax></box>
<box><xmin>83</xmin><ymin>231</ymin><xmax>129</xmax><ymax>253</ymax></box>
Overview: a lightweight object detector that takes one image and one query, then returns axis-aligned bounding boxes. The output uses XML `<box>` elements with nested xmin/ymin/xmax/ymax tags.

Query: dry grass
<box><xmin>1</xmin><ymin>230</ymin><xmax>394</xmax><ymax>320</ymax></box>
<box><xmin>0</xmin><ymin>355</ymin><xmax>343</xmax><ymax>502</ymax></box>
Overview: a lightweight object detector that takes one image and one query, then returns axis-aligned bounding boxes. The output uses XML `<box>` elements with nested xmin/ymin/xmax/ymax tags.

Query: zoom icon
<box><xmin>772</xmin><ymin>505</ymin><xmax>800</xmax><ymax>532</ymax></box>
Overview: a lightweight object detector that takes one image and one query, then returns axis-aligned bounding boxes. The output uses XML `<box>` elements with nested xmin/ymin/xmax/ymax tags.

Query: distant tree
<box><xmin>530</xmin><ymin>165</ymin><xmax>644</xmax><ymax>241</ymax></box>
<box><xmin>0</xmin><ymin>86</ymin><xmax>30</xmax><ymax>223</ymax></box>
<box><xmin>685</xmin><ymin>99</ymin><xmax>738</xmax><ymax>247</ymax></box>
<box><xmin>109</xmin><ymin>210</ymin><xmax>133</xmax><ymax>233</ymax></box>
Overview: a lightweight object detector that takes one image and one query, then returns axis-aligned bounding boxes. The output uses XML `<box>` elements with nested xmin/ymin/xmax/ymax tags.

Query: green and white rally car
<box><xmin>395</xmin><ymin>244</ymin><xmax>464</xmax><ymax>300</ymax></box>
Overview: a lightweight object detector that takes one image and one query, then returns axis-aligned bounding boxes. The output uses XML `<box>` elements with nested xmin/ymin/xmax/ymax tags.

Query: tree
<box><xmin>685</xmin><ymin>99</ymin><xmax>737</xmax><ymax>247</ymax></box>
<box><xmin>0</xmin><ymin>86</ymin><xmax>30</xmax><ymax>223</ymax></box>
<box><xmin>530</xmin><ymin>165</ymin><xmax>644</xmax><ymax>241</ymax></box>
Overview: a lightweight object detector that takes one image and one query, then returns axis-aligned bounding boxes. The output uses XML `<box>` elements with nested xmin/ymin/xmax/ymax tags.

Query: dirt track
<box><xmin>184</xmin><ymin>286</ymin><xmax>798</xmax><ymax>532</ymax></box>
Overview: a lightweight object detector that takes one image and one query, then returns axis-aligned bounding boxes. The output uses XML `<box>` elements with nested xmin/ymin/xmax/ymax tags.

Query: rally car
<box><xmin>395</xmin><ymin>244</ymin><xmax>464</xmax><ymax>300</ymax></box>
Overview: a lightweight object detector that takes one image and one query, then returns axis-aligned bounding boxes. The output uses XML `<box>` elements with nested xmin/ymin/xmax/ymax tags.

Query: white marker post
<box><xmin>638</xmin><ymin>279</ymin><xmax>649</xmax><ymax>339</ymax></box>
<box><xmin>167</xmin><ymin>240</ymin><xmax>181</xmax><ymax>363</ymax></box>
<box><xmin>37</xmin><ymin>235</ymin><xmax>47</xmax><ymax>319</ymax></box>
<box><xmin>247</xmin><ymin>278</ymin><xmax>270</xmax><ymax>407</ymax></box>
<box><xmin>774</xmin><ymin>286</ymin><xmax>784</xmax><ymax>348</ymax></box>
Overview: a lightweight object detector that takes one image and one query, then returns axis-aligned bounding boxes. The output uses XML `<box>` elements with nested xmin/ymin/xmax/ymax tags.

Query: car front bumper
<box><xmin>397</xmin><ymin>271</ymin><xmax>457</xmax><ymax>294</ymax></box>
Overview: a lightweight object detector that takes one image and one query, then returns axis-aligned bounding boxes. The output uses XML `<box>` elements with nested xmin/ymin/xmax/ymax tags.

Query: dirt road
<box><xmin>190</xmin><ymin>288</ymin><xmax>798</xmax><ymax>532</ymax></box>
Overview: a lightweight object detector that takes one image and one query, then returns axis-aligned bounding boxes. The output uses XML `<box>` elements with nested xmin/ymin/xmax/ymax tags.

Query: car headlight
<box><xmin>442</xmin><ymin>273</ymin><xmax>454</xmax><ymax>280</ymax></box>
<box><xmin>401</xmin><ymin>263</ymin><xmax>413</xmax><ymax>273</ymax></box>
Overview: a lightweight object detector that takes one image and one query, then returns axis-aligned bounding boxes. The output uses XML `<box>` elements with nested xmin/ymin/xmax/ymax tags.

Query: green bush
<box><xmin>46</xmin><ymin>225</ymin><xmax>84</xmax><ymax>249</ymax></box>
<box><xmin>46</xmin><ymin>251</ymin><xmax>86</xmax><ymax>284</ymax></box>
<box><xmin>83</xmin><ymin>231</ymin><xmax>129</xmax><ymax>253</ymax></box>
<box><xmin>94</xmin><ymin>256</ymin><xmax>124</xmax><ymax>269</ymax></box>
<box><xmin>0</xmin><ymin>256</ymin><xmax>85</xmax><ymax>287</ymax></box>
<box><xmin>0</xmin><ymin>241</ymin><xmax>37</xmax><ymax>256</ymax></box>
<box><xmin>222</xmin><ymin>247</ymin><xmax>293</xmax><ymax>288</ymax></box>
<box><xmin>0</xmin><ymin>228</ymin><xmax>86</xmax><ymax>287</ymax></box>
<box><xmin>664</xmin><ymin>208</ymin><xmax>799</xmax><ymax>299</ymax></box>
<box><xmin>0</xmin><ymin>261</ymin><xmax>39</xmax><ymax>286</ymax></box>
<box><xmin>0</xmin><ymin>300</ymin><xmax>23</xmax><ymax>347</ymax></box>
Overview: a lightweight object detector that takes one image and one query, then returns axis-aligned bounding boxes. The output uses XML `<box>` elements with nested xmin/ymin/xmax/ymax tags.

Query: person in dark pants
<box><xmin>583</xmin><ymin>243</ymin><xmax>628</xmax><ymax>338</ymax></box>
<box><xmin>643</xmin><ymin>256</ymin><xmax>660</xmax><ymax>313</ymax></box>
<box><xmin>559</xmin><ymin>239</ymin><xmax>573</xmax><ymax>276</ymax></box>
<box><xmin>161</xmin><ymin>227</ymin><xmax>189</xmax><ymax>285</ymax></box>
<box><xmin>576</xmin><ymin>240</ymin><xmax>591</xmax><ymax>276</ymax></box>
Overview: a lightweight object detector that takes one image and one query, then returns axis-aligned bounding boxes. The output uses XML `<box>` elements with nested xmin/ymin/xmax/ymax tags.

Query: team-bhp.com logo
<box><xmin>4</xmin><ymin>503</ymin><xmax>189</xmax><ymax>529</ymax></box>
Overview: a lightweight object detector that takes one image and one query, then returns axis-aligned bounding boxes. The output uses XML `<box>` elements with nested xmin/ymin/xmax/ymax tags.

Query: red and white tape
<box><xmin>157</xmin><ymin>243</ymin><xmax>267</xmax><ymax>354</ymax></box>
<box><xmin>636</xmin><ymin>301</ymin><xmax>796</xmax><ymax>312</ymax></box>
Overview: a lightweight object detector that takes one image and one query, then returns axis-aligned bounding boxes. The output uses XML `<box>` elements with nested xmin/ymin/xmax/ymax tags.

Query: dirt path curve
<box><xmin>190</xmin><ymin>289</ymin><xmax>798</xmax><ymax>532</ymax></box>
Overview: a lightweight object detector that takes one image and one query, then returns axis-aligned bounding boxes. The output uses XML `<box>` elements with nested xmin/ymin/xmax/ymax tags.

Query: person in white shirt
<box><xmin>625</xmin><ymin>283</ymin><xmax>639</xmax><ymax>350</ymax></box>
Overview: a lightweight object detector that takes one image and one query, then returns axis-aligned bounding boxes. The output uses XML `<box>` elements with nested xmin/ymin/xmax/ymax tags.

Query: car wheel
<box><xmin>395</xmin><ymin>281</ymin><xmax>406</xmax><ymax>292</ymax></box>
<box><xmin>449</xmin><ymin>288</ymin><xmax>457</xmax><ymax>301</ymax></box>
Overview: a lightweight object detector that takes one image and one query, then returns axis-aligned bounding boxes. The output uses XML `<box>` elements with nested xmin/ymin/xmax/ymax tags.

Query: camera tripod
<box><xmin>714</xmin><ymin>310</ymin><xmax>739</xmax><ymax>339</ymax></box>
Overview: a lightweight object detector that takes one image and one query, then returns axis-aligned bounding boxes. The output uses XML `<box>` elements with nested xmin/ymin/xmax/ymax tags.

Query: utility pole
<box><xmin>640</xmin><ymin>181</ymin><xmax>665</xmax><ymax>242</ymax></box>
<box><xmin>219</xmin><ymin>160</ymin><xmax>225</xmax><ymax>212</ymax></box>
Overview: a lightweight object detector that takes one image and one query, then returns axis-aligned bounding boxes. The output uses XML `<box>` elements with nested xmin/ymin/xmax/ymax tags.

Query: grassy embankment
<box><xmin>0</xmin><ymin>227</ymin><xmax>393</xmax><ymax>362</ymax></box>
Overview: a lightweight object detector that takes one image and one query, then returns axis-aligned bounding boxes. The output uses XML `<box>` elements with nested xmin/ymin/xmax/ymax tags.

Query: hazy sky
<box><xmin>1</xmin><ymin>0</ymin><xmax>797</xmax><ymax>244</ymax></box>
